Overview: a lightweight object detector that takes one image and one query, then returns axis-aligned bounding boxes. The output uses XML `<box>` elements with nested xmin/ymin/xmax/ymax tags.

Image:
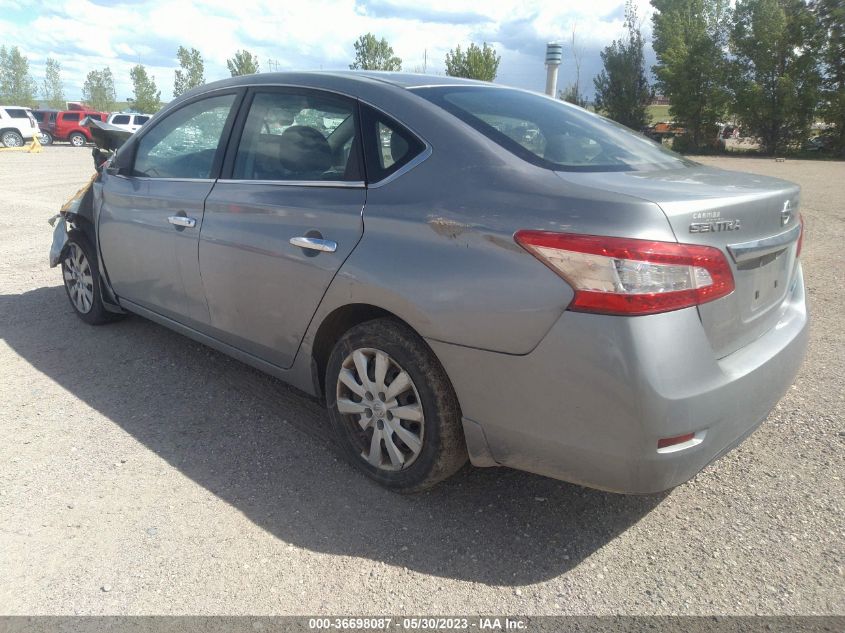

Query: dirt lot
<box><xmin>0</xmin><ymin>147</ymin><xmax>842</xmax><ymax>615</ymax></box>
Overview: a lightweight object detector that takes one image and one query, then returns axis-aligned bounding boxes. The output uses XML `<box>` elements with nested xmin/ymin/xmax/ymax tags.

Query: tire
<box><xmin>61</xmin><ymin>231</ymin><xmax>117</xmax><ymax>325</ymax></box>
<box><xmin>39</xmin><ymin>132</ymin><xmax>53</xmax><ymax>145</ymax></box>
<box><xmin>326</xmin><ymin>318</ymin><xmax>467</xmax><ymax>492</ymax></box>
<box><xmin>69</xmin><ymin>132</ymin><xmax>87</xmax><ymax>147</ymax></box>
<box><xmin>1</xmin><ymin>130</ymin><xmax>24</xmax><ymax>147</ymax></box>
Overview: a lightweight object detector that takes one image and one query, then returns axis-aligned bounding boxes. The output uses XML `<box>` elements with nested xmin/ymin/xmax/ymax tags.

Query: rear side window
<box><xmin>133</xmin><ymin>93</ymin><xmax>237</xmax><ymax>179</ymax></box>
<box><xmin>361</xmin><ymin>106</ymin><xmax>425</xmax><ymax>182</ymax></box>
<box><xmin>62</xmin><ymin>112</ymin><xmax>81</xmax><ymax>122</ymax></box>
<box><xmin>6</xmin><ymin>108</ymin><xmax>29</xmax><ymax>119</ymax></box>
<box><xmin>111</xmin><ymin>114</ymin><xmax>130</xmax><ymax>125</ymax></box>
<box><xmin>232</xmin><ymin>90</ymin><xmax>361</xmax><ymax>182</ymax></box>
<box><xmin>414</xmin><ymin>86</ymin><xmax>691</xmax><ymax>173</ymax></box>
<box><xmin>135</xmin><ymin>115</ymin><xmax>150</xmax><ymax>125</ymax></box>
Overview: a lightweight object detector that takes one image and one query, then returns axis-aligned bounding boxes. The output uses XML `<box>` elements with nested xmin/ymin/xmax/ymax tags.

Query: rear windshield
<box><xmin>413</xmin><ymin>86</ymin><xmax>691</xmax><ymax>173</ymax></box>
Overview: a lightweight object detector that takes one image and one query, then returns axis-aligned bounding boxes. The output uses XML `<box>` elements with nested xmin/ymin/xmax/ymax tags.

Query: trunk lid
<box><xmin>556</xmin><ymin>165</ymin><xmax>801</xmax><ymax>358</ymax></box>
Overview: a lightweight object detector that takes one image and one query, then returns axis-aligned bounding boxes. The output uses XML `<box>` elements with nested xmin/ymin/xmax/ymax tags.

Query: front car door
<box><xmin>198</xmin><ymin>87</ymin><xmax>366</xmax><ymax>368</ymax></box>
<box><xmin>98</xmin><ymin>91</ymin><xmax>241</xmax><ymax>325</ymax></box>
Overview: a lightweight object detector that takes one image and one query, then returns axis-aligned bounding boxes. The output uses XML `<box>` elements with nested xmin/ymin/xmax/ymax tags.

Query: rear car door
<box><xmin>198</xmin><ymin>87</ymin><xmax>366</xmax><ymax>368</ymax></box>
<box><xmin>98</xmin><ymin>91</ymin><xmax>241</xmax><ymax>325</ymax></box>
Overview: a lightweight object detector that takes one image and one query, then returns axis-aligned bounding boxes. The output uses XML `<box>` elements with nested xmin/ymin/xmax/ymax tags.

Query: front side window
<box><xmin>232</xmin><ymin>91</ymin><xmax>360</xmax><ymax>182</ymax></box>
<box><xmin>133</xmin><ymin>93</ymin><xmax>236</xmax><ymax>179</ymax></box>
<box><xmin>135</xmin><ymin>115</ymin><xmax>150</xmax><ymax>125</ymax></box>
<box><xmin>111</xmin><ymin>114</ymin><xmax>130</xmax><ymax>125</ymax></box>
<box><xmin>62</xmin><ymin>112</ymin><xmax>81</xmax><ymax>122</ymax></box>
<box><xmin>414</xmin><ymin>86</ymin><xmax>691</xmax><ymax>173</ymax></box>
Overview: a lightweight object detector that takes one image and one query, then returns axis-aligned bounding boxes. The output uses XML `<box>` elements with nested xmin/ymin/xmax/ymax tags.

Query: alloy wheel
<box><xmin>63</xmin><ymin>243</ymin><xmax>94</xmax><ymax>314</ymax></box>
<box><xmin>2</xmin><ymin>131</ymin><xmax>23</xmax><ymax>147</ymax></box>
<box><xmin>336</xmin><ymin>347</ymin><xmax>425</xmax><ymax>471</ymax></box>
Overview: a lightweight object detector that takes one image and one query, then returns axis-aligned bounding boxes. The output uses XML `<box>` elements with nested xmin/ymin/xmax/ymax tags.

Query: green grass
<box><xmin>647</xmin><ymin>104</ymin><xmax>672</xmax><ymax>123</ymax></box>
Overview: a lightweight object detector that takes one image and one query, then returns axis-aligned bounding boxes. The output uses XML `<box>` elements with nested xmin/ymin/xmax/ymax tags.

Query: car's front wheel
<box><xmin>61</xmin><ymin>232</ymin><xmax>118</xmax><ymax>325</ymax></box>
<box><xmin>39</xmin><ymin>132</ymin><xmax>52</xmax><ymax>145</ymax></box>
<box><xmin>326</xmin><ymin>318</ymin><xmax>467</xmax><ymax>492</ymax></box>
<box><xmin>69</xmin><ymin>132</ymin><xmax>87</xmax><ymax>147</ymax></box>
<box><xmin>1</xmin><ymin>130</ymin><xmax>24</xmax><ymax>147</ymax></box>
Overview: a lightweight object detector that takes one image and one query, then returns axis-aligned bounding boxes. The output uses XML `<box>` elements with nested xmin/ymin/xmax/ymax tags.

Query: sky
<box><xmin>0</xmin><ymin>0</ymin><xmax>657</xmax><ymax>104</ymax></box>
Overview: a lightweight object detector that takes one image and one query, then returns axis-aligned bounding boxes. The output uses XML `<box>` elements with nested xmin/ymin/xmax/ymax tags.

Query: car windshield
<box><xmin>413</xmin><ymin>86</ymin><xmax>692</xmax><ymax>173</ymax></box>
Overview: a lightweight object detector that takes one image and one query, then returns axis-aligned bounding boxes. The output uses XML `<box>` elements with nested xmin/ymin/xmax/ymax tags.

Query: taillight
<box><xmin>796</xmin><ymin>213</ymin><xmax>804</xmax><ymax>258</ymax></box>
<box><xmin>514</xmin><ymin>231</ymin><xmax>735</xmax><ymax>316</ymax></box>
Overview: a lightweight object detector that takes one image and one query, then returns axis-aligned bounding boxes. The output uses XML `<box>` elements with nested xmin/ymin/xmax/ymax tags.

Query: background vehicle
<box><xmin>106</xmin><ymin>112</ymin><xmax>152</xmax><ymax>133</ymax></box>
<box><xmin>48</xmin><ymin>109</ymin><xmax>108</xmax><ymax>146</ymax></box>
<box><xmin>0</xmin><ymin>105</ymin><xmax>40</xmax><ymax>147</ymax></box>
<box><xmin>32</xmin><ymin>109</ymin><xmax>59</xmax><ymax>145</ymax></box>
<box><xmin>51</xmin><ymin>72</ymin><xmax>808</xmax><ymax>495</ymax></box>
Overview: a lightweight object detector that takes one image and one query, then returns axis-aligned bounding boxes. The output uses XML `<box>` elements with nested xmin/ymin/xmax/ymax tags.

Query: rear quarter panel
<box><xmin>304</xmin><ymin>88</ymin><xmax>678</xmax><ymax>355</ymax></box>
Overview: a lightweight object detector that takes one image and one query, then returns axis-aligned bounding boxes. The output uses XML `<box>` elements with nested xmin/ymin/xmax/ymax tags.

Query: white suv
<box><xmin>106</xmin><ymin>112</ymin><xmax>151</xmax><ymax>133</ymax></box>
<box><xmin>0</xmin><ymin>105</ymin><xmax>40</xmax><ymax>147</ymax></box>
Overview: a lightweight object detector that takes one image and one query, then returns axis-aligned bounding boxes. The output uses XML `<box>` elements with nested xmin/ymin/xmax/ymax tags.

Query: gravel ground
<box><xmin>0</xmin><ymin>147</ymin><xmax>842</xmax><ymax>615</ymax></box>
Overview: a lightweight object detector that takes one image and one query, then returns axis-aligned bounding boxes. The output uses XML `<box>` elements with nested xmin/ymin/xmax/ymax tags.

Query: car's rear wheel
<box><xmin>61</xmin><ymin>232</ymin><xmax>117</xmax><ymax>325</ymax></box>
<box><xmin>39</xmin><ymin>132</ymin><xmax>52</xmax><ymax>145</ymax></box>
<box><xmin>69</xmin><ymin>132</ymin><xmax>86</xmax><ymax>147</ymax></box>
<box><xmin>1</xmin><ymin>130</ymin><xmax>24</xmax><ymax>147</ymax></box>
<box><xmin>326</xmin><ymin>318</ymin><xmax>467</xmax><ymax>492</ymax></box>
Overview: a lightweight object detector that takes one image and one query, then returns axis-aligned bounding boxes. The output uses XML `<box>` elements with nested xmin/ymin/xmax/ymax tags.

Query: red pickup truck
<box><xmin>47</xmin><ymin>110</ymin><xmax>108</xmax><ymax>146</ymax></box>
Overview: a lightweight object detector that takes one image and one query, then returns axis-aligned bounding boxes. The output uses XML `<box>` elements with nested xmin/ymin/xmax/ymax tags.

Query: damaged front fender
<box><xmin>48</xmin><ymin>172</ymin><xmax>97</xmax><ymax>268</ymax></box>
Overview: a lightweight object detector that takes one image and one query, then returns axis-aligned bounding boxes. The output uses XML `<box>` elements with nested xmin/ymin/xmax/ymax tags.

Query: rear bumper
<box><xmin>430</xmin><ymin>265</ymin><xmax>808</xmax><ymax>494</ymax></box>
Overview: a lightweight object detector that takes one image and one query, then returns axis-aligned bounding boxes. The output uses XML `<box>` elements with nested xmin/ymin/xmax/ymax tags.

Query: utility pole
<box><xmin>545</xmin><ymin>42</ymin><xmax>562</xmax><ymax>97</ymax></box>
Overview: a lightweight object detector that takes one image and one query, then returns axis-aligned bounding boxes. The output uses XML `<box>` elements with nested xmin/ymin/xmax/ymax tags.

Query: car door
<box><xmin>98</xmin><ymin>91</ymin><xmax>242</xmax><ymax>325</ymax></box>
<box><xmin>198</xmin><ymin>87</ymin><xmax>366</xmax><ymax>369</ymax></box>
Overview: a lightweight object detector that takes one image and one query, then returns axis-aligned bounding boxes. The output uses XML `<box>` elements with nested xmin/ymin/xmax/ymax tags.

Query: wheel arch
<box><xmin>310</xmin><ymin>303</ymin><xmax>418</xmax><ymax>400</ymax></box>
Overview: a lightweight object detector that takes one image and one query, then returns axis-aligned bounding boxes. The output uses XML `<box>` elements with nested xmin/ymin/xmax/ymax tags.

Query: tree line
<box><xmin>0</xmin><ymin>37</ymin><xmax>499</xmax><ymax>115</ymax></box>
<box><xmin>2</xmin><ymin>0</ymin><xmax>841</xmax><ymax>156</ymax></box>
<box><xmin>0</xmin><ymin>46</ymin><xmax>260</xmax><ymax>114</ymax></box>
<box><xmin>590</xmin><ymin>0</ymin><xmax>844</xmax><ymax>156</ymax></box>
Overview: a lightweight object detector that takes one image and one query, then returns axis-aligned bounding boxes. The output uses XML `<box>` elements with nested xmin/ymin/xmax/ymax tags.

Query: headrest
<box><xmin>278</xmin><ymin>125</ymin><xmax>332</xmax><ymax>173</ymax></box>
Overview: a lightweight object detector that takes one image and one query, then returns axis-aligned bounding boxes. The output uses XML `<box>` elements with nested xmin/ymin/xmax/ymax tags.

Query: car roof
<box><xmin>192</xmin><ymin>70</ymin><xmax>493</xmax><ymax>94</ymax></box>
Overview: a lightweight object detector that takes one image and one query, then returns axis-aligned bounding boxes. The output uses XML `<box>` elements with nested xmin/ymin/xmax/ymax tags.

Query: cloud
<box><xmin>1</xmin><ymin>0</ymin><xmax>650</xmax><ymax>103</ymax></box>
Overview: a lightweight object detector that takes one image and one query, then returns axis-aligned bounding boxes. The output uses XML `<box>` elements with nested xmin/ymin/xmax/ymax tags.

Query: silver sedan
<box><xmin>51</xmin><ymin>72</ymin><xmax>808</xmax><ymax>493</ymax></box>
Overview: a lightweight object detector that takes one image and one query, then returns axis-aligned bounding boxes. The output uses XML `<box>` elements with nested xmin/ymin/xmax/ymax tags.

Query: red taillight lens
<box><xmin>796</xmin><ymin>213</ymin><xmax>804</xmax><ymax>258</ymax></box>
<box><xmin>514</xmin><ymin>231</ymin><xmax>735</xmax><ymax>316</ymax></box>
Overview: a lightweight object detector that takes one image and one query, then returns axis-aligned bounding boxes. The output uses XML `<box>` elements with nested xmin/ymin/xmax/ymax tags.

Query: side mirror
<box><xmin>104</xmin><ymin>145</ymin><xmax>133</xmax><ymax>176</ymax></box>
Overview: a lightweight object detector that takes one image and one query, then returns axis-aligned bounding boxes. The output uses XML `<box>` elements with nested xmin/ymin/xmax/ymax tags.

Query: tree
<box><xmin>0</xmin><ymin>46</ymin><xmax>38</xmax><ymax>105</ymax></box>
<box><xmin>349</xmin><ymin>33</ymin><xmax>402</xmax><ymax>71</ymax></box>
<box><xmin>560</xmin><ymin>83</ymin><xmax>588</xmax><ymax>108</ymax></box>
<box><xmin>227</xmin><ymin>49</ymin><xmax>259</xmax><ymax>76</ymax></box>
<box><xmin>42</xmin><ymin>57</ymin><xmax>65</xmax><ymax>109</ymax></box>
<box><xmin>444</xmin><ymin>42</ymin><xmax>501</xmax><ymax>81</ymax></box>
<box><xmin>816</xmin><ymin>0</ymin><xmax>845</xmax><ymax>156</ymax></box>
<box><xmin>82</xmin><ymin>67</ymin><xmax>116</xmax><ymax>112</ymax></box>
<box><xmin>730</xmin><ymin>0</ymin><xmax>821</xmax><ymax>154</ymax></box>
<box><xmin>173</xmin><ymin>46</ymin><xmax>205</xmax><ymax>97</ymax></box>
<box><xmin>129</xmin><ymin>64</ymin><xmax>161</xmax><ymax>113</ymax></box>
<box><xmin>593</xmin><ymin>1</ymin><xmax>652</xmax><ymax>130</ymax></box>
<box><xmin>651</xmin><ymin>0</ymin><xmax>732</xmax><ymax>149</ymax></box>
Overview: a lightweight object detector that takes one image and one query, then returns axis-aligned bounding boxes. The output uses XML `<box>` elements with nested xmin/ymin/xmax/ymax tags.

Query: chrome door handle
<box><xmin>289</xmin><ymin>236</ymin><xmax>337</xmax><ymax>253</ymax></box>
<box><xmin>167</xmin><ymin>215</ymin><xmax>196</xmax><ymax>228</ymax></box>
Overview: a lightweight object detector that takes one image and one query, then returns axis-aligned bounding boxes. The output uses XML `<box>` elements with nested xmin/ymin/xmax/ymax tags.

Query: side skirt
<box><xmin>118</xmin><ymin>298</ymin><xmax>319</xmax><ymax>397</ymax></box>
